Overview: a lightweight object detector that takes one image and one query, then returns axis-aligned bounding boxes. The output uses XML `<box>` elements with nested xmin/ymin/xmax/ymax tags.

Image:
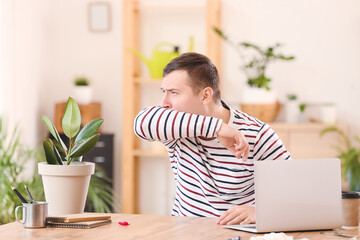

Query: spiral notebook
<box><xmin>47</xmin><ymin>219</ymin><xmax>112</xmax><ymax>229</ymax></box>
<box><xmin>47</xmin><ymin>214</ymin><xmax>111</xmax><ymax>223</ymax></box>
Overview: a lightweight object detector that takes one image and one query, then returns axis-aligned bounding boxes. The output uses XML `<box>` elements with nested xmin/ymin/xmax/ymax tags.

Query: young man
<box><xmin>134</xmin><ymin>52</ymin><xmax>291</xmax><ymax>225</ymax></box>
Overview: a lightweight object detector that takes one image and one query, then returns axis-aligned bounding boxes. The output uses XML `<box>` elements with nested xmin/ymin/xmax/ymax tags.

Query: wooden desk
<box><xmin>0</xmin><ymin>213</ymin><xmax>358</xmax><ymax>240</ymax></box>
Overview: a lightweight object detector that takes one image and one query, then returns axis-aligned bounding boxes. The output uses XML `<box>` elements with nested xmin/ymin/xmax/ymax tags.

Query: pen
<box><xmin>24</xmin><ymin>185</ymin><xmax>34</xmax><ymax>203</ymax></box>
<box><xmin>321</xmin><ymin>232</ymin><xmax>357</xmax><ymax>238</ymax></box>
<box><xmin>227</xmin><ymin>237</ymin><xmax>241</xmax><ymax>240</ymax></box>
<box><xmin>11</xmin><ymin>186</ymin><xmax>28</xmax><ymax>203</ymax></box>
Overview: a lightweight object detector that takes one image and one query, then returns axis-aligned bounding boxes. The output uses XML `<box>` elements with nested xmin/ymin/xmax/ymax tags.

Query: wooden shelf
<box><xmin>270</xmin><ymin>121</ymin><xmax>346</xmax><ymax>131</ymax></box>
<box><xmin>138</xmin><ymin>4</ymin><xmax>205</xmax><ymax>11</ymax></box>
<box><xmin>270</xmin><ymin>122</ymin><xmax>347</xmax><ymax>159</ymax></box>
<box><xmin>121</xmin><ymin>0</ymin><xmax>222</xmax><ymax>214</ymax></box>
<box><xmin>134</xmin><ymin>77</ymin><xmax>162</xmax><ymax>84</ymax></box>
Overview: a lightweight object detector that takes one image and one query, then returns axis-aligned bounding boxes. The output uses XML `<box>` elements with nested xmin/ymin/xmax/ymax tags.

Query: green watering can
<box><xmin>128</xmin><ymin>38</ymin><xmax>194</xmax><ymax>79</ymax></box>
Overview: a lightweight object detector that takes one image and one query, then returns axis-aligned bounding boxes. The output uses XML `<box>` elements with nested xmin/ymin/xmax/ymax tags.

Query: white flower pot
<box><xmin>73</xmin><ymin>86</ymin><xmax>93</xmax><ymax>105</ymax></box>
<box><xmin>285</xmin><ymin>101</ymin><xmax>300</xmax><ymax>123</ymax></box>
<box><xmin>38</xmin><ymin>162</ymin><xmax>95</xmax><ymax>215</ymax></box>
<box><xmin>320</xmin><ymin>103</ymin><xmax>337</xmax><ymax>124</ymax></box>
<box><xmin>242</xmin><ymin>86</ymin><xmax>277</xmax><ymax>104</ymax></box>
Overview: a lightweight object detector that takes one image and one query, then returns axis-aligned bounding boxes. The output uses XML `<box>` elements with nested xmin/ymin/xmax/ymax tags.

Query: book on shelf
<box><xmin>47</xmin><ymin>219</ymin><xmax>112</xmax><ymax>229</ymax></box>
<box><xmin>46</xmin><ymin>214</ymin><xmax>111</xmax><ymax>223</ymax></box>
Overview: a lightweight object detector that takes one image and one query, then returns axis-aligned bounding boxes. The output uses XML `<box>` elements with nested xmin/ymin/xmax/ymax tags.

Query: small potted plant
<box><xmin>38</xmin><ymin>97</ymin><xmax>103</xmax><ymax>215</ymax></box>
<box><xmin>285</xmin><ymin>94</ymin><xmax>299</xmax><ymax>123</ymax></box>
<box><xmin>320</xmin><ymin>127</ymin><xmax>360</xmax><ymax>192</ymax></box>
<box><xmin>214</xmin><ymin>27</ymin><xmax>295</xmax><ymax>122</ymax></box>
<box><xmin>214</xmin><ymin>27</ymin><xmax>295</xmax><ymax>92</ymax></box>
<box><xmin>73</xmin><ymin>76</ymin><xmax>92</xmax><ymax>104</ymax></box>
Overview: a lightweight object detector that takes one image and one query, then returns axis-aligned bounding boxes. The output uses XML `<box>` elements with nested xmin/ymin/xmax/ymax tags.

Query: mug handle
<box><xmin>15</xmin><ymin>206</ymin><xmax>24</xmax><ymax>224</ymax></box>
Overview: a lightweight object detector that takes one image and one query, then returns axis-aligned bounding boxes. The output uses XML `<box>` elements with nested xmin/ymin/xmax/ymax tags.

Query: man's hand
<box><xmin>216</xmin><ymin>205</ymin><xmax>255</xmax><ymax>225</ymax></box>
<box><xmin>217</xmin><ymin>123</ymin><xmax>250</xmax><ymax>161</ymax></box>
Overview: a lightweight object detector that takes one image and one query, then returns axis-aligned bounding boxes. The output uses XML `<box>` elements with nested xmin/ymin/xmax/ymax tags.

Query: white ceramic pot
<box><xmin>285</xmin><ymin>100</ymin><xmax>300</xmax><ymax>123</ymax></box>
<box><xmin>73</xmin><ymin>86</ymin><xmax>93</xmax><ymax>105</ymax></box>
<box><xmin>242</xmin><ymin>86</ymin><xmax>277</xmax><ymax>104</ymax></box>
<box><xmin>38</xmin><ymin>162</ymin><xmax>95</xmax><ymax>215</ymax></box>
<box><xmin>320</xmin><ymin>103</ymin><xmax>337</xmax><ymax>124</ymax></box>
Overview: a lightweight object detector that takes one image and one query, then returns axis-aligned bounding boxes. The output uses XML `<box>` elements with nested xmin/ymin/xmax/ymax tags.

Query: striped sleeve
<box><xmin>252</xmin><ymin>123</ymin><xmax>291</xmax><ymax>161</ymax></box>
<box><xmin>134</xmin><ymin>106</ymin><xmax>223</xmax><ymax>142</ymax></box>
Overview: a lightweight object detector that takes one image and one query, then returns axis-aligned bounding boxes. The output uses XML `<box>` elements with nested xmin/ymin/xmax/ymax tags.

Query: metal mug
<box><xmin>15</xmin><ymin>202</ymin><xmax>48</xmax><ymax>228</ymax></box>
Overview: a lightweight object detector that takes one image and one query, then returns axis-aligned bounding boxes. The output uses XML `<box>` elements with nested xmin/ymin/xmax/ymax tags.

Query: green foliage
<box><xmin>62</xmin><ymin>98</ymin><xmax>81</xmax><ymax>139</ymax></box>
<box><xmin>213</xmin><ymin>27</ymin><xmax>295</xmax><ymax>90</ymax></box>
<box><xmin>41</xmin><ymin>97</ymin><xmax>103</xmax><ymax>165</ymax></box>
<box><xmin>75</xmin><ymin>119</ymin><xmax>103</xmax><ymax>143</ymax></box>
<box><xmin>247</xmin><ymin>75</ymin><xmax>272</xmax><ymax>91</ymax></box>
<box><xmin>0</xmin><ymin>118</ymin><xmax>45</xmax><ymax>224</ymax></box>
<box><xmin>86</xmin><ymin>166</ymin><xmax>120</xmax><ymax>213</ymax></box>
<box><xmin>299</xmin><ymin>103</ymin><xmax>307</xmax><ymax>113</ymax></box>
<box><xmin>287</xmin><ymin>94</ymin><xmax>298</xmax><ymax>101</ymax></box>
<box><xmin>74</xmin><ymin>77</ymin><xmax>90</xmax><ymax>86</ymax></box>
<box><xmin>320</xmin><ymin>127</ymin><xmax>360</xmax><ymax>191</ymax></box>
<box><xmin>70</xmin><ymin>134</ymin><xmax>100</xmax><ymax>158</ymax></box>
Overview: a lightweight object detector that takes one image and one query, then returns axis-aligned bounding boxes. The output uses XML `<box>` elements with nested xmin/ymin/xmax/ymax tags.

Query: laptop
<box><xmin>224</xmin><ymin>158</ymin><xmax>342</xmax><ymax>233</ymax></box>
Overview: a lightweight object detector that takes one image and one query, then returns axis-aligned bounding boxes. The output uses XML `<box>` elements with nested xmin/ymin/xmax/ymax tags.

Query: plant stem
<box><xmin>67</xmin><ymin>138</ymin><xmax>73</xmax><ymax>165</ymax></box>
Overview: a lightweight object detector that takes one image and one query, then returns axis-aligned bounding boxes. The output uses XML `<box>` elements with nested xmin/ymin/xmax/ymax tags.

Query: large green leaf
<box><xmin>75</xmin><ymin>118</ymin><xmax>104</xmax><ymax>143</ymax></box>
<box><xmin>53</xmin><ymin>144</ymin><xmax>63</xmax><ymax>165</ymax></box>
<box><xmin>52</xmin><ymin>140</ymin><xmax>66</xmax><ymax>159</ymax></box>
<box><xmin>70</xmin><ymin>133</ymin><xmax>100</xmax><ymax>158</ymax></box>
<box><xmin>42</xmin><ymin>139</ymin><xmax>58</xmax><ymax>165</ymax></box>
<box><xmin>40</xmin><ymin>115</ymin><xmax>67</xmax><ymax>151</ymax></box>
<box><xmin>62</xmin><ymin>97</ymin><xmax>81</xmax><ymax>139</ymax></box>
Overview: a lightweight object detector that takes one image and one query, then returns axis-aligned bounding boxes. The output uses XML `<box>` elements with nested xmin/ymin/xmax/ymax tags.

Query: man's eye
<box><xmin>171</xmin><ymin>91</ymin><xmax>178</xmax><ymax>95</ymax></box>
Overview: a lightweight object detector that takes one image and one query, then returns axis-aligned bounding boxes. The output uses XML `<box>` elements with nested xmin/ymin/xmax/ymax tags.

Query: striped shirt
<box><xmin>134</xmin><ymin>103</ymin><xmax>291</xmax><ymax>218</ymax></box>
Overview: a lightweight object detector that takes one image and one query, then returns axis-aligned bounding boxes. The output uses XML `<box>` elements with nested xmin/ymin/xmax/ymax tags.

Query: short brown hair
<box><xmin>163</xmin><ymin>52</ymin><xmax>221</xmax><ymax>102</ymax></box>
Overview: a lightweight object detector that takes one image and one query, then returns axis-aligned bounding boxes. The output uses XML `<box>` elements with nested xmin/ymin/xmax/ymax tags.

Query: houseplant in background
<box><xmin>285</xmin><ymin>94</ymin><xmax>299</xmax><ymax>123</ymax></box>
<box><xmin>320</xmin><ymin>127</ymin><xmax>360</xmax><ymax>192</ymax></box>
<box><xmin>0</xmin><ymin>117</ymin><xmax>43</xmax><ymax>224</ymax></box>
<box><xmin>214</xmin><ymin>27</ymin><xmax>295</xmax><ymax>122</ymax></box>
<box><xmin>38</xmin><ymin>97</ymin><xmax>104</xmax><ymax>215</ymax></box>
<box><xmin>298</xmin><ymin>102</ymin><xmax>307</xmax><ymax>123</ymax></box>
<box><xmin>73</xmin><ymin>76</ymin><xmax>92</xmax><ymax>104</ymax></box>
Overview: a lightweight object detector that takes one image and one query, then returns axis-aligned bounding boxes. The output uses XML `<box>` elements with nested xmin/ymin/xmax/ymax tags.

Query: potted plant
<box><xmin>73</xmin><ymin>76</ymin><xmax>92</xmax><ymax>104</ymax></box>
<box><xmin>285</xmin><ymin>94</ymin><xmax>299</xmax><ymax>123</ymax></box>
<box><xmin>320</xmin><ymin>127</ymin><xmax>360</xmax><ymax>192</ymax></box>
<box><xmin>0</xmin><ymin>115</ymin><xmax>118</xmax><ymax>223</ymax></box>
<box><xmin>214</xmin><ymin>27</ymin><xmax>295</xmax><ymax>122</ymax></box>
<box><xmin>214</xmin><ymin>27</ymin><xmax>295</xmax><ymax>91</ymax></box>
<box><xmin>298</xmin><ymin>102</ymin><xmax>307</xmax><ymax>123</ymax></box>
<box><xmin>38</xmin><ymin>97</ymin><xmax>104</xmax><ymax>215</ymax></box>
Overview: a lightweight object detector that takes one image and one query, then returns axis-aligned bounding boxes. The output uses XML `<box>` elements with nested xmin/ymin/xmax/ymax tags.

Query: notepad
<box><xmin>47</xmin><ymin>214</ymin><xmax>111</xmax><ymax>223</ymax></box>
<box><xmin>47</xmin><ymin>219</ymin><xmax>112</xmax><ymax>229</ymax></box>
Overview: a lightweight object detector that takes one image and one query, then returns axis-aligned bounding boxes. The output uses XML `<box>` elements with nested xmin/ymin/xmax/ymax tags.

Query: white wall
<box><xmin>1</xmin><ymin>0</ymin><xmax>42</xmax><ymax>147</ymax></box>
<box><xmin>1</xmin><ymin>0</ymin><xmax>124</xmax><ymax>202</ymax></box>
<box><xmin>37</xmin><ymin>0</ymin><xmax>123</xmax><ymax>203</ymax></box>
<box><xmin>221</xmin><ymin>0</ymin><xmax>360</xmax><ymax>138</ymax></box>
<box><xmin>2</xmin><ymin>0</ymin><xmax>360</xmax><ymax>215</ymax></box>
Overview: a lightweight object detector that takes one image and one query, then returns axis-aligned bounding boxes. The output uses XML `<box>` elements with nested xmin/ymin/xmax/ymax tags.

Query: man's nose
<box><xmin>160</xmin><ymin>94</ymin><xmax>171</xmax><ymax>108</ymax></box>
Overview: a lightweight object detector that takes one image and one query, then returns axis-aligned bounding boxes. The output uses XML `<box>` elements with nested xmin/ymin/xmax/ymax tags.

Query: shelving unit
<box><xmin>271</xmin><ymin>122</ymin><xmax>347</xmax><ymax>159</ymax></box>
<box><xmin>121</xmin><ymin>0</ymin><xmax>222</xmax><ymax>213</ymax></box>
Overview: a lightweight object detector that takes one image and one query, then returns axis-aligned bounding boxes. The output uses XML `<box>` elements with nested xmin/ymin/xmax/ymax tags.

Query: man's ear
<box><xmin>202</xmin><ymin>87</ymin><xmax>213</xmax><ymax>105</ymax></box>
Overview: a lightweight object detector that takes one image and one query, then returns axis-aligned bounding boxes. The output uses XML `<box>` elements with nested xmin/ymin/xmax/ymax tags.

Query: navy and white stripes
<box><xmin>134</xmin><ymin>105</ymin><xmax>291</xmax><ymax>218</ymax></box>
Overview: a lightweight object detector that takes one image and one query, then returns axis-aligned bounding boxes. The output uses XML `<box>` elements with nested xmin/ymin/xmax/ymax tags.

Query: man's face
<box><xmin>160</xmin><ymin>70</ymin><xmax>205</xmax><ymax>114</ymax></box>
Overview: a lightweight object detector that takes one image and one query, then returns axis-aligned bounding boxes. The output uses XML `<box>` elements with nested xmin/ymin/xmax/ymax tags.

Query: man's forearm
<box><xmin>134</xmin><ymin>106</ymin><xmax>223</xmax><ymax>142</ymax></box>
